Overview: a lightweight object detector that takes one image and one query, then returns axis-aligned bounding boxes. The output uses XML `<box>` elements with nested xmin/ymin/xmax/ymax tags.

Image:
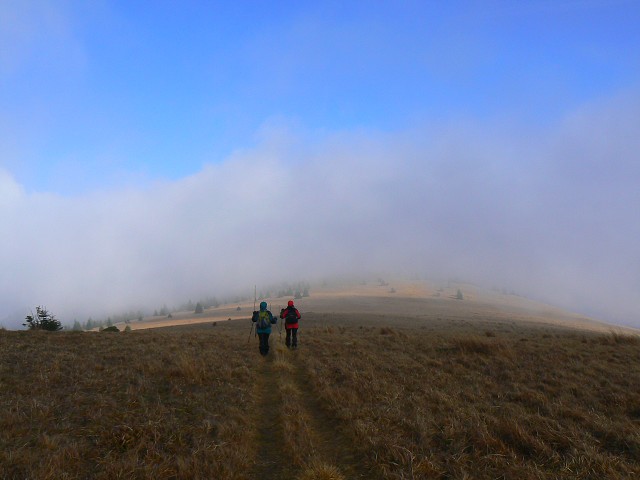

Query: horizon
<box><xmin>2</xmin><ymin>276</ymin><xmax>637</xmax><ymax>332</ymax></box>
<box><xmin>1</xmin><ymin>1</ymin><xmax>639</xmax><ymax>329</ymax></box>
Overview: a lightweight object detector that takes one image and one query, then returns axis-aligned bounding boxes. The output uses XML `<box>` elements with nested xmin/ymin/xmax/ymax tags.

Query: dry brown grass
<box><xmin>298</xmin><ymin>315</ymin><xmax>640</xmax><ymax>479</ymax></box>
<box><xmin>1</xmin><ymin>306</ymin><xmax>639</xmax><ymax>479</ymax></box>
<box><xmin>0</xmin><ymin>327</ymin><xmax>257</xmax><ymax>479</ymax></box>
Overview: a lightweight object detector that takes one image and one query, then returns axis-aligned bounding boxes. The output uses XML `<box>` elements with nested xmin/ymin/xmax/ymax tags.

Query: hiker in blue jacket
<box><xmin>252</xmin><ymin>301</ymin><xmax>277</xmax><ymax>356</ymax></box>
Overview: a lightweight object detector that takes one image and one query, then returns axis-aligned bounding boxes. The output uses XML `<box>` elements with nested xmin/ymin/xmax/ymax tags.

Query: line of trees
<box><xmin>25</xmin><ymin>284</ymin><xmax>314</xmax><ymax>332</ymax></box>
<box><xmin>258</xmin><ymin>282</ymin><xmax>311</xmax><ymax>300</ymax></box>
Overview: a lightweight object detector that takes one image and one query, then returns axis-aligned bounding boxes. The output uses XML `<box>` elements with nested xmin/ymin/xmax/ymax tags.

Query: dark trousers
<box><xmin>258</xmin><ymin>333</ymin><xmax>270</xmax><ymax>356</ymax></box>
<box><xmin>285</xmin><ymin>328</ymin><xmax>298</xmax><ymax>348</ymax></box>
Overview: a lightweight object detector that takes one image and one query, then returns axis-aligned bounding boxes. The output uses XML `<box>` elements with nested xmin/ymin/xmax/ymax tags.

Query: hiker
<box><xmin>280</xmin><ymin>300</ymin><xmax>301</xmax><ymax>349</ymax></box>
<box><xmin>252</xmin><ymin>301</ymin><xmax>277</xmax><ymax>356</ymax></box>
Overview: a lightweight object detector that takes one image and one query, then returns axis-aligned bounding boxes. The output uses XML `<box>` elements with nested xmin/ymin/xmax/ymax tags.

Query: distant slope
<box><xmin>123</xmin><ymin>281</ymin><xmax>634</xmax><ymax>334</ymax></box>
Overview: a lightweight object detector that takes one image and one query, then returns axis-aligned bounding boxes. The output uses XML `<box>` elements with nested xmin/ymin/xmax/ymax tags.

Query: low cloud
<box><xmin>1</xmin><ymin>92</ymin><xmax>639</xmax><ymax>328</ymax></box>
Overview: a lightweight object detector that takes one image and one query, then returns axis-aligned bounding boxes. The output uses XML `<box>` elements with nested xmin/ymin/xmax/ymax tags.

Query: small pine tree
<box><xmin>23</xmin><ymin>307</ymin><xmax>62</xmax><ymax>331</ymax></box>
<box><xmin>456</xmin><ymin>289</ymin><xmax>464</xmax><ymax>300</ymax></box>
<box><xmin>195</xmin><ymin>302</ymin><xmax>204</xmax><ymax>314</ymax></box>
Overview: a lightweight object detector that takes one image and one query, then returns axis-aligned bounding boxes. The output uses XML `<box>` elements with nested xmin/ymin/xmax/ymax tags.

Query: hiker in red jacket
<box><xmin>280</xmin><ymin>300</ymin><xmax>301</xmax><ymax>349</ymax></box>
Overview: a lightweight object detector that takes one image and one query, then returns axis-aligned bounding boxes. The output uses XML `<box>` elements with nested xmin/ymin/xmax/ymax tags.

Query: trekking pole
<box><xmin>248</xmin><ymin>285</ymin><xmax>256</xmax><ymax>343</ymax></box>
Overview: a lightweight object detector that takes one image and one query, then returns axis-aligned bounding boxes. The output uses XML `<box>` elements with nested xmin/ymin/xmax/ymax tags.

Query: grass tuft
<box><xmin>297</xmin><ymin>461</ymin><xmax>345</xmax><ymax>480</ymax></box>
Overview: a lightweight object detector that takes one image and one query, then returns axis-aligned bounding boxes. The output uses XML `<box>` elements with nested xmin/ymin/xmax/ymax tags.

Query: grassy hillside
<box><xmin>1</xmin><ymin>310</ymin><xmax>639</xmax><ymax>479</ymax></box>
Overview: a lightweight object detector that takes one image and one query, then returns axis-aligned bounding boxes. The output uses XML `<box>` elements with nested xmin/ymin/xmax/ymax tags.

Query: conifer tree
<box><xmin>23</xmin><ymin>307</ymin><xmax>62</xmax><ymax>331</ymax></box>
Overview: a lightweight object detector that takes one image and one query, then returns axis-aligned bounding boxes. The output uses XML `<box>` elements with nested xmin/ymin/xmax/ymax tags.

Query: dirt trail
<box><xmin>251</xmin><ymin>354</ymin><xmax>295</xmax><ymax>480</ymax></box>
<box><xmin>284</xmin><ymin>346</ymin><xmax>377</xmax><ymax>479</ymax></box>
<box><xmin>251</xmin><ymin>335</ymin><xmax>377</xmax><ymax>479</ymax></box>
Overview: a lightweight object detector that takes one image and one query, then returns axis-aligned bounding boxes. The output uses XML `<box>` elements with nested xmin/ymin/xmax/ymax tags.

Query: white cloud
<box><xmin>1</xmin><ymin>91</ymin><xmax>639</xmax><ymax>328</ymax></box>
<box><xmin>0</xmin><ymin>169</ymin><xmax>24</xmax><ymax>207</ymax></box>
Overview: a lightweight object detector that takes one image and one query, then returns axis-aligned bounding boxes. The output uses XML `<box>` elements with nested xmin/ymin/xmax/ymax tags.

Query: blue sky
<box><xmin>2</xmin><ymin>0</ymin><xmax>638</xmax><ymax>192</ymax></box>
<box><xmin>1</xmin><ymin>1</ymin><xmax>640</xmax><ymax>328</ymax></box>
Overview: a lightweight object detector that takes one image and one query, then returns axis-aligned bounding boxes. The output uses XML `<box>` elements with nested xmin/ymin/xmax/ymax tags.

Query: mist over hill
<box><xmin>1</xmin><ymin>94</ymin><xmax>639</xmax><ymax>329</ymax></box>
